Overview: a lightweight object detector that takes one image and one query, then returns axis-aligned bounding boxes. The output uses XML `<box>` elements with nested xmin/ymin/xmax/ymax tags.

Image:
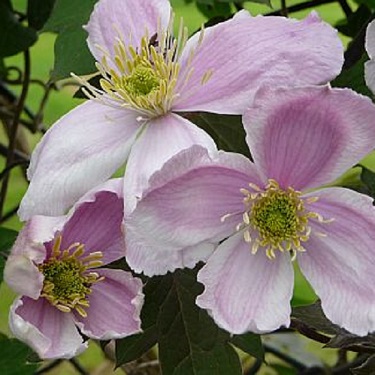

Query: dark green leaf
<box><xmin>292</xmin><ymin>301</ymin><xmax>339</xmax><ymax>335</ymax></box>
<box><xmin>43</xmin><ymin>0</ymin><xmax>97</xmax><ymax>80</ymax></box>
<box><xmin>27</xmin><ymin>0</ymin><xmax>56</xmax><ymax>31</ymax></box>
<box><xmin>0</xmin><ymin>1</ymin><xmax>37</xmax><ymax>57</ymax></box>
<box><xmin>270</xmin><ymin>364</ymin><xmax>296</xmax><ymax>375</ymax></box>
<box><xmin>0</xmin><ymin>59</ymin><xmax>6</xmax><ymax>79</ymax></box>
<box><xmin>0</xmin><ymin>335</ymin><xmax>38</xmax><ymax>375</ymax></box>
<box><xmin>186</xmin><ymin>112</ymin><xmax>250</xmax><ymax>158</ymax></box>
<box><xmin>359</xmin><ymin>164</ymin><xmax>375</xmax><ymax>198</ymax></box>
<box><xmin>332</xmin><ymin>54</ymin><xmax>372</xmax><ymax>97</ymax></box>
<box><xmin>0</xmin><ymin>227</ymin><xmax>18</xmax><ymax>282</ymax></box>
<box><xmin>196</xmin><ymin>1</ymin><xmax>232</xmax><ymax>18</ymax></box>
<box><xmin>335</xmin><ymin>5</ymin><xmax>372</xmax><ymax>38</ymax></box>
<box><xmin>355</xmin><ymin>0</ymin><xmax>375</xmax><ymax>10</ymax></box>
<box><xmin>157</xmin><ymin>268</ymin><xmax>242</xmax><ymax>375</ymax></box>
<box><xmin>351</xmin><ymin>355</ymin><xmax>375</xmax><ymax>375</ymax></box>
<box><xmin>326</xmin><ymin>332</ymin><xmax>375</xmax><ymax>350</ymax></box>
<box><xmin>230</xmin><ymin>332</ymin><xmax>264</xmax><ymax>361</ymax></box>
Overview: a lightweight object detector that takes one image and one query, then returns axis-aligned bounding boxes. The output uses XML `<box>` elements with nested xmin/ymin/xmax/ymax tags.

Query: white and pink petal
<box><xmin>19</xmin><ymin>101</ymin><xmax>141</xmax><ymax>220</ymax></box>
<box><xmin>10</xmin><ymin>297</ymin><xmax>87</xmax><ymax>359</ymax></box>
<box><xmin>174</xmin><ymin>11</ymin><xmax>343</xmax><ymax>114</ymax></box>
<box><xmin>299</xmin><ymin>187</ymin><xmax>375</xmax><ymax>336</ymax></box>
<box><xmin>196</xmin><ymin>232</ymin><xmax>294</xmax><ymax>334</ymax></box>
<box><xmin>244</xmin><ymin>86</ymin><xmax>375</xmax><ymax>191</ymax></box>
<box><xmin>74</xmin><ymin>269</ymin><xmax>144</xmax><ymax>340</ymax></box>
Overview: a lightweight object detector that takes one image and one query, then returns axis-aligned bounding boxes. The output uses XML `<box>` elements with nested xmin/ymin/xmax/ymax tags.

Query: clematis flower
<box><xmin>19</xmin><ymin>0</ymin><xmax>344</xmax><ymax>220</ymax></box>
<box><xmin>365</xmin><ymin>20</ymin><xmax>375</xmax><ymax>94</ymax></box>
<box><xmin>125</xmin><ymin>86</ymin><xmax>375</xmax><ymax>336</ymax></box>
<box><xmin>4</xmin><ymin>179</ymin><xmax>144</xmax><ymax>359</ymax></box>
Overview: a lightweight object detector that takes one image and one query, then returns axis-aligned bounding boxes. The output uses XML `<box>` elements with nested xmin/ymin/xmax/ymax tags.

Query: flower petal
<box><xmin>10</xmin><ymin>297</ymin><xmax>87</xmax><ymax>359</ymax></box>
<box><xmin>365</xmin><ymin>20</ymin><xmax>375</xmax><ymax>59</ymax></box>
<box><xmin>244</xmin><ymin>86</ymin><xmax>375</xmax><ymax>191</ymax></box>
<box><xmin>85</xmin><ymin>0</ymin><xmax>171</xmax><ymax>63</ymax></box>
<box><xmin>196</xmin><ymin>232</ymin><xmax>294</xmax><ymax>334</ymax></box>
<box><xmin>299</xmin><ymin>187</ymin><xmax>375</xmax><ymax>336</ymax></box>
<box><xmin>19</xmin><ymin>101</ymin><xmax>141</xmax><ymax>220</ymax></box>
<box><xmin>61</xmin><ymin>184</ymin><xmax>125</xmax><ymax>265</ymax></box>
<box><xmin>174</xmin><ymin>11</ymin><xmax>343</xmax><ymax>114</ymax></box>
<box><xmin>123</xmin><ymin>113</ymin><xmax>217</xmax><ymax>214</ymax></box>
<box><xmin>74</xmin><ymin>269</ymin><xmax>143</xmax><ymax>340</ymax></box>
<box><xmin>125</xmin><ymin>146</ymin><xmax>262</xmax><ymax>276</ymax></box>
<box><xmin>365</xmin><ymin>60</ymin><xmax>375</xmax><ymax>94</ymax></box>
<box><xmin>4</xmin><ymin>216</ymin><xmax>65</xmax><ymax>298</ymax></box>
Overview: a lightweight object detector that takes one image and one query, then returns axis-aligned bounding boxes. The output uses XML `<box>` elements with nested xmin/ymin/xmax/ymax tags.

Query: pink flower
<box><xmin>365</xmin><ymin>20</ymin><xmax>375</xmax><ymax>93</ymax></box>
<box><xmin>19</xmin><ymin>0</ymin><xmax>343</xmax><ymax>220</ymax></box>
<box><xmin>4</xmin><ymin>179</ymin><xmax>144</xmax><ymax>359</ymax></box>
<box><xmin>125</xmin><ymin>86</ymin><xmax>375</xmax><ymax>336</ymax></box>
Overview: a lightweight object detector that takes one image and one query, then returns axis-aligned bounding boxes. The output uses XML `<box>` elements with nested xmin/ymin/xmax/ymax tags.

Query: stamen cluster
<box><xmin>39</xmin><ymin>234</ymin><xmax>104</xmax><ymax>317</ymax></box>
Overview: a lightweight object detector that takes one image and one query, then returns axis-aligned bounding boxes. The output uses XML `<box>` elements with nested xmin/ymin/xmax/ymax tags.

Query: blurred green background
<box><xmin>0</xmin><ymin>0</ymin><xmax>373</xmax><ymax>373</ymax></box>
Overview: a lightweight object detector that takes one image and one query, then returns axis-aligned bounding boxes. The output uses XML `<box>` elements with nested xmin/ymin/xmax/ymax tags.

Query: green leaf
<box><xmin>27</xmin><ymin>0</ymin><xmax>56</xmax><ymax>31</ymax></box>
<box><xmin>157</xmin><ymin>268</ymin><xmax>242</xmax><ymax>375</ymax></box>
<box><xmin>186</xmin><ymin>112</ymin><xmax>250</xmax><ymax>158</ymax></box>
<box><xmin>0</xmin><ymin>335</ymin><xmax>38</xmax><ymax>375</ymax></box>
<box><xmin>0</xmin><ymin>1</ymin><xmax>37</xmax><ymax>57</ymax></box>
<box><xmin>359</xmin><ymin>164</ymin><xmax>375</xmax><ymax>198</ymax></box>
<box><xmin>331</xmin><ymin>54</ymin><xmax>372</xmax><ymax>97</ymax></box>
<box><xmin>196</xmin><ymin>1</ymin><xmax>232</xmax><ymax>18</ymax></box>
<box><xmin>335</xmin><ymin>5</ymin><xmax>372</xmax><ymax>38</ymax></box>
<box><xmin>43</xmin><ymin>0</ymin><xmax>97</xmax><ymax>81</ymax></box>
<box><xmin>0</xmin><ymin>227</ymin><xmax>18</xmax><ymax>283</ymax></box>
<box><xmin>230</xmin><ymin>333</ymin><xmax>264</xmax><ymax>361</ymax></box>
<box><xmin>352</xmin><ymin>355</ymin><xmax>375</xmax><ymax>375</ymax></box>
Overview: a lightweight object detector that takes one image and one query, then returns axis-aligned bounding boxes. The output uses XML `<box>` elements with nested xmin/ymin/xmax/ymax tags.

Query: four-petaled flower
<box><xmin>125</xmin><ymin>86</ymin><xmax>375</xmax><ymax>336</ymax></box>
<box><xmin>4</xmin><ymin>179</ymin><xmax>144</xmax><ymax>359</ymax></box>
<box><xmin>19</xmin><ymin>0</ymin><xmax>343</xmax><ymax>221</ymax></box>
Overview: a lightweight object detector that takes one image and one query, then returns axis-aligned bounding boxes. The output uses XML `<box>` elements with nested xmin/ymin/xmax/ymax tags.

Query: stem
<box><xmin>267</xmin><ymin>0</ymin><xmax>336</xmax><ymax>16</ymax></box>
<box><xmin>0</xmin><ymin>206</ymin><xmax>19</xmax><ymax>224</ymax></box>
<box><xmin>281</xmin><ymin>0</ymin><xmax>288</xmax><ymax>17</ymax></box>
<box><xmin>0</xmin><ymin>143</ymin><xmax>29</xmax><ymax>161</ymax></box>
<box><xmin>264</xmin><ymin>343</ymin><xmax>307</xmax><ymax>371</ymax></box>
<box><xmin>337</xmin><ymin>0</ymin><xmax>352</xmax><ymax>18</ymax></box>
<box><xmin>35</xmin><ymin>359</ymin><xmax>63</xmax><ymax>374</ymax></box>
<box><xmin>0</xmin><ymin>159</ymin><xmax>29</xmax><ymax>181</ymax></box>
<box><xmin>0</xmin><ymin>50</ymin><xmax>31</xmax><ymax>219</ymax></box>
<box><xmin>290</xmin><ymin>319</ymin><xmax>330</xmax><ymax>345</ymax></box>
<box><xmin>69</xmin><ymin>358</ymin><xmax>88</xmax><ymax>375</ymax></box>
<box><xmin>244</xmin><ymin>358</ymin><xmax>262</xmax><ymax>375</ymax></box>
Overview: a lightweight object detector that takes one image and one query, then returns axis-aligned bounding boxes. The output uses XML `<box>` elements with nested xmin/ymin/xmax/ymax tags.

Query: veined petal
<box><xmin>244</xmin><ymin>86</ymin><xmax>375</xmax><ymax>191</ymax></box>
<box><xmin>125</xmin><ymin>146</ymin><xmax>262</xmax><ymax>276</ymax></box>
<box><xmin>365</xmin><ymin>60</ymin><xmax>375</xmax><ymax>94</ymax></box>
<box><xmin>299</xmin><ymin>187</ymin><xmax>375</xmax><ymax>336</ymax></box>
<box><xmin>174</xmin><ymin>11</ymin><xmax>343</xmax><ymax>114</ymax></box>
<box><xmin>196</xmin><ymin>232</ymin><xmax>294</xmax><ymax>334</ymax></box>
<box><xmin>61</xmin><ymin>186</ymin><xmax>125</xmax><ymax>265</ymax></box>
<box><xmin>74</xmin><ymin>269</ymin><xmax>144</xmax><ymax>340</ymax></box>
<box><xmin>10</xmin><ymin>297</ymin><xmax>87</xmax><ymax>359</ymax></box>
<box><xmin>19</xmin><ymin>101</ymin><xmax>141</xmax><ymax>220</ymax></box>
<box><xmin>4</xmin><ymin>216</ymin><xmax>65</xmax><ymax>298</ymax></box>
<box><xmin>365</xmin><ymin>20</ymin><xmax>375</xmax><ymax>59</ymax></box>
<box><xmin>85</xmin><ymin>0</ymin><xmax>171</xmax><ymax>63</ymax></box>
<box><xmin>123</xmin><ymin>113</ymin><xmax>217</xmax><ymax>214</ymax></box>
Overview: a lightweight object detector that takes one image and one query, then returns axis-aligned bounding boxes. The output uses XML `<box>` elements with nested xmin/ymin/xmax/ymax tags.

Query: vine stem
<box><xmin>0</xmin><ymin>50</ymin><xmax>31</xmax><ymax>219</ymax></box>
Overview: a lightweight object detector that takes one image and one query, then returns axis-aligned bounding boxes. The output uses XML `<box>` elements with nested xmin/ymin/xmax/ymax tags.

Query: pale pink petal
<box><xmin>299</xmin><ymin>187</ymin><xmax>375</xmax><ymax>336</ymax></box>
<box><xmin>196</xmin><ymin>232</ymin><xmax>294</xmax><ymax>334</ymax></box>
<box><xmin>123</xmin><ymin>113</ymin><xmax>217</xmax><ymax>214</ymax></box>
<box><xmin>10</xmin><ymin>297</ymin><xmax>87</xmax><ymax>359</ymax></box>
<box><xmin>174</xmin><ymin>11</ymin><xmax>343</xmax><ymax>114</ymax></box>
<box><xmin>125</xmin><ymin>147</ymin><xmax>263</xmax><ymax>276</ymax></box>
<box><xmin>85</xmin><ymin>0</ymin><xmax>171</xmax><ymax>63</ymax></box>
<box><xmin>61</xmin><ymin>190</ymin><xmax>125</xmax><ymax>265</ymax></box>
<box><xmin>4</xmin><ymin>216</ymin><xmax>65</xmax><ymax>298</ymax></box>
<box><xmin>19</xmin><ymin>101</ymin><xmax>141</xmax><ymax>220</ymax></box>
<box><xmin>365</xmin><ymin>20</ymin><xmax>375</xmax><ymax>58</ymax></box>
<box><xmin>74</xmin><ymin>269</ymin><xmax>143</xmax><ymax>340</ymax></box>
<box><xmin>365</xmin><ymin>60</ymin><xmax>375</xmax><ymax>94</ymax></box>
<box><xmin>244</xmin><ymin>86</ymin><xmax>375</xmax><ymax>191</ymax></box>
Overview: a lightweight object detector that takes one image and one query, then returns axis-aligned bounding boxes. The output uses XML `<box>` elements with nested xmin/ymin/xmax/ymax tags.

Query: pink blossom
<box><xmin>365</xmin><ymin>20</ymin><xmax>375</xmax><ymax>93</ymax></box>
<box><xmin>125</xmin><ymin>86</ymin><xmax>375</xmax><ymax>336</ymax></box>
<box><xmin>19</xmin><ymin>0</ymin><xmax>343</xmax><ymax>220</ymax></box>
<box><xmin>4</xmin><ymin>179</ymin><xmax>144</xmax><ymax>359</ymax></box>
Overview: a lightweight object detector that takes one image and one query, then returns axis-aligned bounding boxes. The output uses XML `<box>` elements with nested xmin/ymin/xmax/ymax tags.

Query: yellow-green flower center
<box><xmin>39</xmin><ymin>235</ymin><xmax>104</xmax><ymax>317</ymax></box>
<box><xmin>233</xmin><ymin>179</ymin><xmax>333</xmax><ymax>260</ymax></box>
<box><xmin>123</xmin><ymin>64</ymin><xmax>161</xmax><ymax>97</ymax></box>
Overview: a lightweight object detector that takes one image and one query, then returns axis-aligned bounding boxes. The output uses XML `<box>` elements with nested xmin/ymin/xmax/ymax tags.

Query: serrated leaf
<box><xmin>230</xmin><ymin>332</ymin><xmax>264</xmax><ymax>361</ymax></box>
<box><xmin>186</xmin><ymin>112</ymin><xmax>250</xmax><ymax>158</ymax></box>
<box><xmin>0</xmin><ymin>1</ymin><xmax>37</xmax><ymax>58</ymax></box>
<box><xmin>0</xmin><ymin>335</ymin><xmax>38</xmax><ymax>375</ymax></box>
<box><xmin>43</xmin><ymin>0</ymin><xmax>97</xmax><ymax>81</ymax></box>
<box><xmin>351</xmin><ymin>355</ymin><xmax>375</xmax><ymax>374</ymax></box>
<box><xmin>157</xmin><ymin>268</ymin><xmax>242</xmax><ymax>375</ymax></box>
<box><xmin>27</xmin><ymin>0</ymin><xmax>56</xmax><ymax>30</ymax></box>
<box><xmin>0</xmin><ymin>227</ymin><xmax>18</xmax><ymax>282</ymax></box>
<box><xmin>332</xmin><ymin>54</ymin><xmax>372</xmax><ymax>97</ymax></box>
